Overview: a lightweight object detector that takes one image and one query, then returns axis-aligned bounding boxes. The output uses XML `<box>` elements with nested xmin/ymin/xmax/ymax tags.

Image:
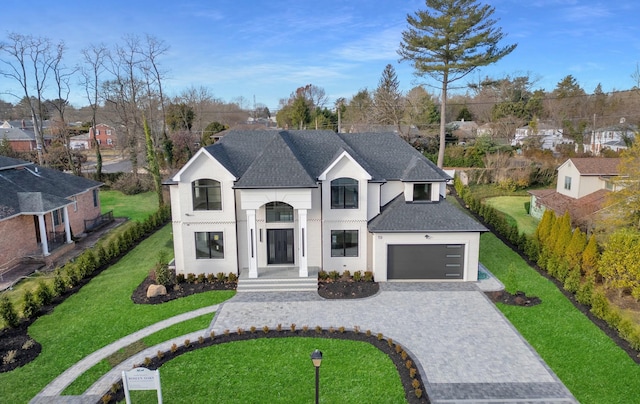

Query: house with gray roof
<box><xmin>0</xmin><ymin>156</ymin><xmax>103</xmax><ymax>271</ymax></box>
<box><xmin>167</xmin><ymin>130</ymin><xmax>486</xmax><ymax>283</ymax></box>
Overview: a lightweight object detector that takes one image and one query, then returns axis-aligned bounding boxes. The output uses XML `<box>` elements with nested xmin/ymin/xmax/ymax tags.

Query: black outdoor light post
<box><xmin>310</xmin><ymin>349</ymin><xmax>323</xmax><ymax>404</ymax></box>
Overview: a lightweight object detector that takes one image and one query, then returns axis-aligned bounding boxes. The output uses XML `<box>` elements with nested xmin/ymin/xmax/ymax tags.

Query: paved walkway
<box><xmin>31</xmin><ymin>269</ymin><xmax>577</xmax><ymax>404</ymax></box>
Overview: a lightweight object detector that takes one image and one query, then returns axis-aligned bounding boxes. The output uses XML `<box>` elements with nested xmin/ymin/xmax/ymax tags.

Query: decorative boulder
<box><xmin>147</xmin><ymin>284</ymin><xmax>167</xmax><ymax>298</ymax></box>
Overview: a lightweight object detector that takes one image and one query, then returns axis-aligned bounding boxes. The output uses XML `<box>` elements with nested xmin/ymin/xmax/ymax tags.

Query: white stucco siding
<box><xmin>371</xmin><ymin>232</ymin><xmax>481</xmax><ymax>282</ymax></box>
<box><xmin>320</xmin><ymin>155</ymin><xmax>370</xmax><ymax>222</ymax></box>
<box><xmin>322</xmin><ymin>220</ymin><xmax>368</xmax><ymax>274</ymax></box>
<box><xmin>177</xmin><ymin>221</ymin><xmax>238</xmax><ymax>276</ymax></box>
<box><xmin>169</xmin><ymin>150</ymin><xmax>238</xmax><ymax>276</ymax></box>
<box><xmin>367</xmin><ymin>183</ymin><xmax>381</xmax><ymax>220</ymax></box>
<box><xmin>380</xmin><ymin>181</ymin><xmax>403</xmax><ymax>206</ymax></box>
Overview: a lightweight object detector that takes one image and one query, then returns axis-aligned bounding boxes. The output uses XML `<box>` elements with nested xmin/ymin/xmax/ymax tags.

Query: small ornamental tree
<box><xmin>598</xmin><ymin>229</ymin><xmax>640</xmax><ymax>299</ymax></box>
<box><xmin>565</xmin><ymin>227</ymin><xmax>587</xmax><ymax>272</ymax></box>
<box><xmin>0</xmin><ymin>295</ymin><xmax>19</xmax><ymax>328</ymax></box>
<box><xmin>581</xmin><ymin>234</ymin><xmax>600</xmax><ymax>277</ymax></box>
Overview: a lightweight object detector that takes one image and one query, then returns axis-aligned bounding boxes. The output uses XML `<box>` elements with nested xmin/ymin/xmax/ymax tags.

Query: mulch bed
<box><xmin>131</xmin><ymin>276</ymin><xmax>236</xmax><ymax>305</ymax></box>
<box><xmin>318</xmin><ymin>279</ymin><xmax>379</xmax><ymax>299</ymax></box>
<box><xmin>485</xmin><ymin>290</ymin><xmax>542</xmax><ymax>307</ymax></box>
<box><xmin>101</xmin><ymin>328</ymin><xmax>429</xmax><ymax>404</ymax></box>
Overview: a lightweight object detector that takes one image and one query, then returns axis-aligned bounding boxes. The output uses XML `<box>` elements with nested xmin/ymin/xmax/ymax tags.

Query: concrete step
<box><xmin>237</xmin><ymin>277</ymin><xmax>318</xmax><ymax>293</ymax></box>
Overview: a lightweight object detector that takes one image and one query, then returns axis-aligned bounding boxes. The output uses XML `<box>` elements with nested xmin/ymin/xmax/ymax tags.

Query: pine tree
<box><xmin>373</xmin><ymin>64</ymin><xmax>405</xmax><ymax>137</ymax></box>
<box><xmin>581</xmin><ymin>235</ymin><xmax>599</xmax><ymax>277</ymax></box>
<box><xmin>398</xmin><ymin>0</ymin><xmax>516</xmax><ymax>167</ymax></box>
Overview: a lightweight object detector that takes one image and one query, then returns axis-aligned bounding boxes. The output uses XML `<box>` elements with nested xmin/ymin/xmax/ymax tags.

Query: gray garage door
<box><xmin>387</xmin><ymin>244</ymin><xmax>464</xmax><ymax>280</ymax></box>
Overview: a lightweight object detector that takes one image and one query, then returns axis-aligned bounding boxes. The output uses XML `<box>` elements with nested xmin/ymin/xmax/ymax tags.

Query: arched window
<box><xmin>266</xmin><ymin>202</ymin><xmax>294</xmax><ymax>222</ymax></box>
<box><xmin>192</xmin><ymin>179</ymin><xmax>221</xmax><ymax>210</ymax></box>
<box><xmin>331</xmin><ymin>178</ymin><xmax>358</xmax><ymax>209</ymax></box>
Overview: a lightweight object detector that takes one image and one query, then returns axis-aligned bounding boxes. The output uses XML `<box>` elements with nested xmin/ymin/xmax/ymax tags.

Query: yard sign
<box><xmin>122</xmin><ymin>367</ymin><xmax>163</xmax><ymax>404</ymax></box>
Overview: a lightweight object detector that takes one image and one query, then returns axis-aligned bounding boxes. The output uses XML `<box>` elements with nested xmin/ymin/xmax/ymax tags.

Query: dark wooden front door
<box><xmin>267</xmin><ymin>229</ymin><xmax>294</xmax><ymax>265</ymax></box>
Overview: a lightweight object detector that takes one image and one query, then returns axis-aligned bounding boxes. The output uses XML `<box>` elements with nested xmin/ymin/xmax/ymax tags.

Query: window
<box><xmin>192</xmin><ymin>179</ymin><xmax>221</xmax><ymax>210</ymax></box>
<box><xmin>195</xmin><ymin>232</ymin><xmax>224</xmax><ymax>259</ymax></box>
<box><xmin>605</xmin><ymin>180</ymin><xmax>614</xmax><ymax>191</ymax></box>
<box><xmin>107</xmin><ymin>138</ymin><xmax>113</xmax><ymax>145</ymax></box>
<box><xmin>93</xmin><ymin>189</ymin><xmax>99</xmax><ymax>207</ymax></box>
<box><xmin>413</xmin><ymin>183</ymin><xmax>432</xmax><ymax>201</ymax></box>
<box><xmin>52</xmin><ymin>208</ymin><xmax>64</xmax><ymax>226</ymax></box>
<box><xmin>331</xmin><ymin>230</ymin><xmax>358</xmax><ymax>257</ymax></box>
<box><xmin>72</xmin><ymin>196</ymin><xmax>78</xmax><ymax>212</ymax></box>
<box><xmin>331</xmin><ymin>178</ymin><xmax>358</xmax><ymax>209</ymax></box>
<box><xmin>564</xmin><ymin>176</ymin><xmax>572</xmax><ymax>190</ymax></box>
<box><xmin>106</xmin><ymin>129</ymin><xmax>112</xmax><ymax>136</ymax></box>
<box><xmin>266</xmin><ymin>202</ymin><xmax>293</xmax><ymax>222</ymax></box>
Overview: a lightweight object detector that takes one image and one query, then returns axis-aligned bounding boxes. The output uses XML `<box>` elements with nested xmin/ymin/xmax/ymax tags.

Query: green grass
<box><xmin>62</xmin><ymin>313</ymin><xmax>214</xmax><ymax>395</ymax></box>
<box><xmin>0</xmin><ymin>225</ymin><xmax>235</xmax><ymax>404</ymax></box>
<box><xmin>99</xmin><ymin>190</ymin><xmax>158</xmax><ymax>222</ymax></box>
<box><xmin>126</xmin><ymin>338</ymin><xmax>406</xmax><ymax>404</ymax></box>
<box><xmin>480</xmin><ymin>233</ymin><xmax>640</xmax><ymax>404</ymax></box>
<box><xmin>484</xmin><ymin>196</ymin><xmax>539</xmax><ymax>235</ymax></box>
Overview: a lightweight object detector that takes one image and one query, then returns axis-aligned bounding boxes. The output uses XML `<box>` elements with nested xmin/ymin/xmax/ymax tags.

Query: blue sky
<box><xmin>2</xmin><ymin>0</ymin><xmax>640</xmax><ymax>111</ymax></box>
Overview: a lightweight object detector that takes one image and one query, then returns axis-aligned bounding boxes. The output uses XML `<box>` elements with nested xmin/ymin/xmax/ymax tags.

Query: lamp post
<box><xmin>310</xmin><ymin>349</ymin><xmax>323</xmax><ymax>404</ymax></box>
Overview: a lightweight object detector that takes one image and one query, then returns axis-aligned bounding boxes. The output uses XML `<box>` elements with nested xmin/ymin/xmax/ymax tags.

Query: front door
<box><xmin>267</xmin><ymin>229</ymin><xmax>294</xmax><ymax>264</ymax></box>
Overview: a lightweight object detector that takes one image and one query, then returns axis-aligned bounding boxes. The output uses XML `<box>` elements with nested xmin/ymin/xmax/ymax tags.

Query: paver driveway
<box><xmin>211</xmin><ymin>283</ymin><xmax>577</xmax><ymax>403</ymax></box>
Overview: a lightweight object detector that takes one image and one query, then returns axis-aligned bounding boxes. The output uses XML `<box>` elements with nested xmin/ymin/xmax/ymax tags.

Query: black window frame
<box><xmin>330</xmin><ymin>230</ymin><xmax>358</xmax><ymax>257</ymax></box>
<box><xmin>330</xmin><ymin>178</ymin><xmax>358</xmax><ymax>209</ymax></box>
<box><xmin>265</xmin><ymin>201</ymin><xmax>294</xmax><ymax>222</ymax></box>
<box><xmin>192</xmin><ymin>179</ymin><xmax>222</xmax><ymax>211</ymax></box>
<box><xmin>412</xmin><ymin>183</ymin><xmax>432</xmax><ymax>201</ymax></box>
<box><xmin>195</xmin><ymin>231</ymin><xmax>224</xmax><ymax>259</ymax></box>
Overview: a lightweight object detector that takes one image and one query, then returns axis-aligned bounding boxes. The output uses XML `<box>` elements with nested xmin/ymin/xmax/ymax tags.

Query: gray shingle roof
<box><xmin>368</xmin><ymin>195</ymin><xmax>488</xmax><ymax>233</ymax></box>
<box><xmin>0</xmin><ymin>156</ymin><xmax>102</xmax><ymax>220</ymax></box>
<box><xmin>204</xmin><ymin>130</ymin><xmax>449</xmax><ymax>187</ymax></box>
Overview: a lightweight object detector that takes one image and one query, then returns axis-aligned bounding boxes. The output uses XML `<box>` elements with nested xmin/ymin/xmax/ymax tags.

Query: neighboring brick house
<box><xmin>529</xmin><ymin>158</ymin><xmax>621</xmax><ymax>228</ymax></box>
<box><xmin>167</xmin><ymin>130</ymin><xmax>487</xmax><ymax>283</ymax></box>
<box><xmin>0</xmin><ymin>156</ymin><xmax>103</xmax><ymax>270</ymax></box>
<box><xmin>70</xmin><ymin>124</ymin><xmax>116</xmax><ymax>149</ymax></box>
<box><xmin>0</xmin><ymin>120</ymin><xmax>53</xmax><ymax>152</ymax></box>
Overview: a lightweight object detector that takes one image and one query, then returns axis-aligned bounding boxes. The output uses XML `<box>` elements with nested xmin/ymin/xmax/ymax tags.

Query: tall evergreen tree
<box><xmin>373</xmin><ymin>64</ymin><xmax>405</xmax><ymax>137</ymax></box>
<box><xmin>398</xmin><ymin>0</ymin><xmax>516</xmax><ymax>167</ymax></box>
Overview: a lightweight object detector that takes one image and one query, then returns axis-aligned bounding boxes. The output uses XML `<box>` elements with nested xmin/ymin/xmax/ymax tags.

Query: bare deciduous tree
<box><xmin>81</xmin><ymin>44</ymin><xmax>109</xmax><ymax>178</ymax></box>
<box><xmin>0</xmin><ymin>33</ymin><xmax>65</xmax><ymax>165</ymax></box>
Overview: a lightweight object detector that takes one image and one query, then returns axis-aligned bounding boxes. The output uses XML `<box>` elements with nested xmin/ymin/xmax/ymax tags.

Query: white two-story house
<box><xmin>529</xmin><ymin>157</ymin><xmax>621</xmax><ymax>228</ymax></box>
<box><xmin>166</xmin><ymin>130</ymin><xmax>486</xmax><ymax>282</ymax></box>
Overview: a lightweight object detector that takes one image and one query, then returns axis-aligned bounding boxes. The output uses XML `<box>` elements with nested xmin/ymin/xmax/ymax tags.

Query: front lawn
<box><xmin>127</xmin><ymin>337</ymin><xmax>406</xmax><ymax>404</ymax></box>
<box><xmin>484</xmin><ymin>196</ymin><xmax>538</xmax><ymax>235</ymax></box>
<box><xmin>480</xmin><ymin>233</ymin><xmax>640</xmax><ymax>403</ymax></box>
<box><xmin>0</xmin><ymin>225</ymin><xmax>235</xmax><ymax>403</ymax></box>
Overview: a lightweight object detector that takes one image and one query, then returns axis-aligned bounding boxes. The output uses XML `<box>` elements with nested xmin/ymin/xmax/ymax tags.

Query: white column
<box><xmin>63</xmin><ymin>206</ymin><xmax>72</xmax><ymax>244</ymax></box>
<box><xmin>298</xmin><ymin>209</ymin><xmax>308</xmax><ymax>277</ymax></box>
<box><xmin>37</xmin><ymin>214</ymin><xmax>50</xmax><ymax>256</ymax></box>
<box><xmin>247</xmin><ymin>209</ymin><xmax>258</xmax><ymax>278</ymax></box>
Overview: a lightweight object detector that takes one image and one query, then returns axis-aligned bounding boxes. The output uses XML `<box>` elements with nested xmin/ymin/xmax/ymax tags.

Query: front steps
<box><xmin>236</xmin><ymin>276</ymin><xmax>318</xmax><ymax>293</ymax></box>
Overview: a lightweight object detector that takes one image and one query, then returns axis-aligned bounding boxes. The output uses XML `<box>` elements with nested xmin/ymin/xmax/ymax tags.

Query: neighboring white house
<box><xmin>512</xmin><ymin>121</ymin><xmax>571</xmax><ymax>150</ymax></box>
<box><xmin>585</xmin><ymin>123</ymin><xmax>636</xmax><ymax>155</ymax></box>
<box><xmin>166</xmin><ymin>130</ymin><xmax>487</xmax><ymax>282</ymax></box>
<box><xmin>529</xmin><ymin>158</ymin><xmax>621</xmax><ymax>227</ymax></box>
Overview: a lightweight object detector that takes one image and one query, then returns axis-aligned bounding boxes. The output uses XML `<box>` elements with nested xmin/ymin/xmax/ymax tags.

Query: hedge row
<box><xmin>0</xmin><ymin>205</ymin><xmax>171</xmax><ymax>329</ymax></box>
<box><xmin>454</xmin><ymin>176</ymin><xmax>640</xmax><ymax>351</ymax></box>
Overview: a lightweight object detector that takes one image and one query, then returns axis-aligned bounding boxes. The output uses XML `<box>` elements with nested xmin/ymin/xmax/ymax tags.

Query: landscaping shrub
<box><xmin>0</xmin><ymin>295</ymin><xmax>19</xmax><ymax>328</ymax></box>
<box><xmin>21</xmin><ymin>290</ymin><xmax>40</xmax><ymax>319</ymax></box>
<box><xmin>111</xmin><ymin>173</ymin><xmax>154</xmax><ymax>195</ymax></box>
<box><xmin>53</xmin><ymin>270</ymin><xmax>67</xmax><ymax>296</ymax></box>
<box><xmin>34</xmin><ymin>280</ymin><xmax>53</xmax><ymax>307</ymax></box>
<box><xmin>328</xmin><ymin>270</ymin><xmax>340</xmax><ymax>281</ymax></box>
<box><xmin>576</xmin><ymin>276</ymin><xmax>595</xmax><ymax>306</ymax></box>
<box><xmin>227</xmin><ymin>272</ymin><xmax>238</xmax><ymax>283</ymax></box>
<box><xmin>154</xmin><ymin>251</ymin><xmax>173</xmax><ymax>287</ymax></box>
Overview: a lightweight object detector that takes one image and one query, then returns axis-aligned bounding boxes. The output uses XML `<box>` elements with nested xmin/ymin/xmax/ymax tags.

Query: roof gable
<box><xmin>562</xmin><ymin>158</ymin><xmax>621</xmax><ymax>176</ymax></box>
<box><xmin>317</xmin><ymin>150</ymin><xmax>372</xmax><ymax>181</ymax></box>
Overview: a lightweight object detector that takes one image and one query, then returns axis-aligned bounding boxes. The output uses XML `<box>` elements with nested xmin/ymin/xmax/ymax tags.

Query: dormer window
<box><xmin>331</xmin><ymin>178</ymin><xmax>358</xmax><ymax>209</ymax></box>
<box><xmin>413</xmin><ymin>183</ymin><xmax>432</xmax><ymax>201</ymax></box>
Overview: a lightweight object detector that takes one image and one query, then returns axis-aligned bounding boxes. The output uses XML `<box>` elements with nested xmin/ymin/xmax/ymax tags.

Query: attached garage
<box><xmin>387</xmin><ymin>244</ymin><xmax>464</xmax><ymax>280</ymax></box>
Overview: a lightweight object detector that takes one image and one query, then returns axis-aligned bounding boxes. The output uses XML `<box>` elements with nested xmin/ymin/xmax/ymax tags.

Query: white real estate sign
<box><xmin>122</xmin><ymin>367</ymin><xmax>163</xmax><ymax>404</ymax></box>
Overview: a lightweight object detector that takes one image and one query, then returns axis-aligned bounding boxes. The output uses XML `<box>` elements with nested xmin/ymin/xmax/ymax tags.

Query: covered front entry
<box><xmin>267</xmin><ymin>228</ymin><xmax>294</xmax><ymax>265</ymax></box>
<box><xmin>387</xmin><ymin>244</ymin><xmax>464</xmax><ymax>280</ymax></box>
